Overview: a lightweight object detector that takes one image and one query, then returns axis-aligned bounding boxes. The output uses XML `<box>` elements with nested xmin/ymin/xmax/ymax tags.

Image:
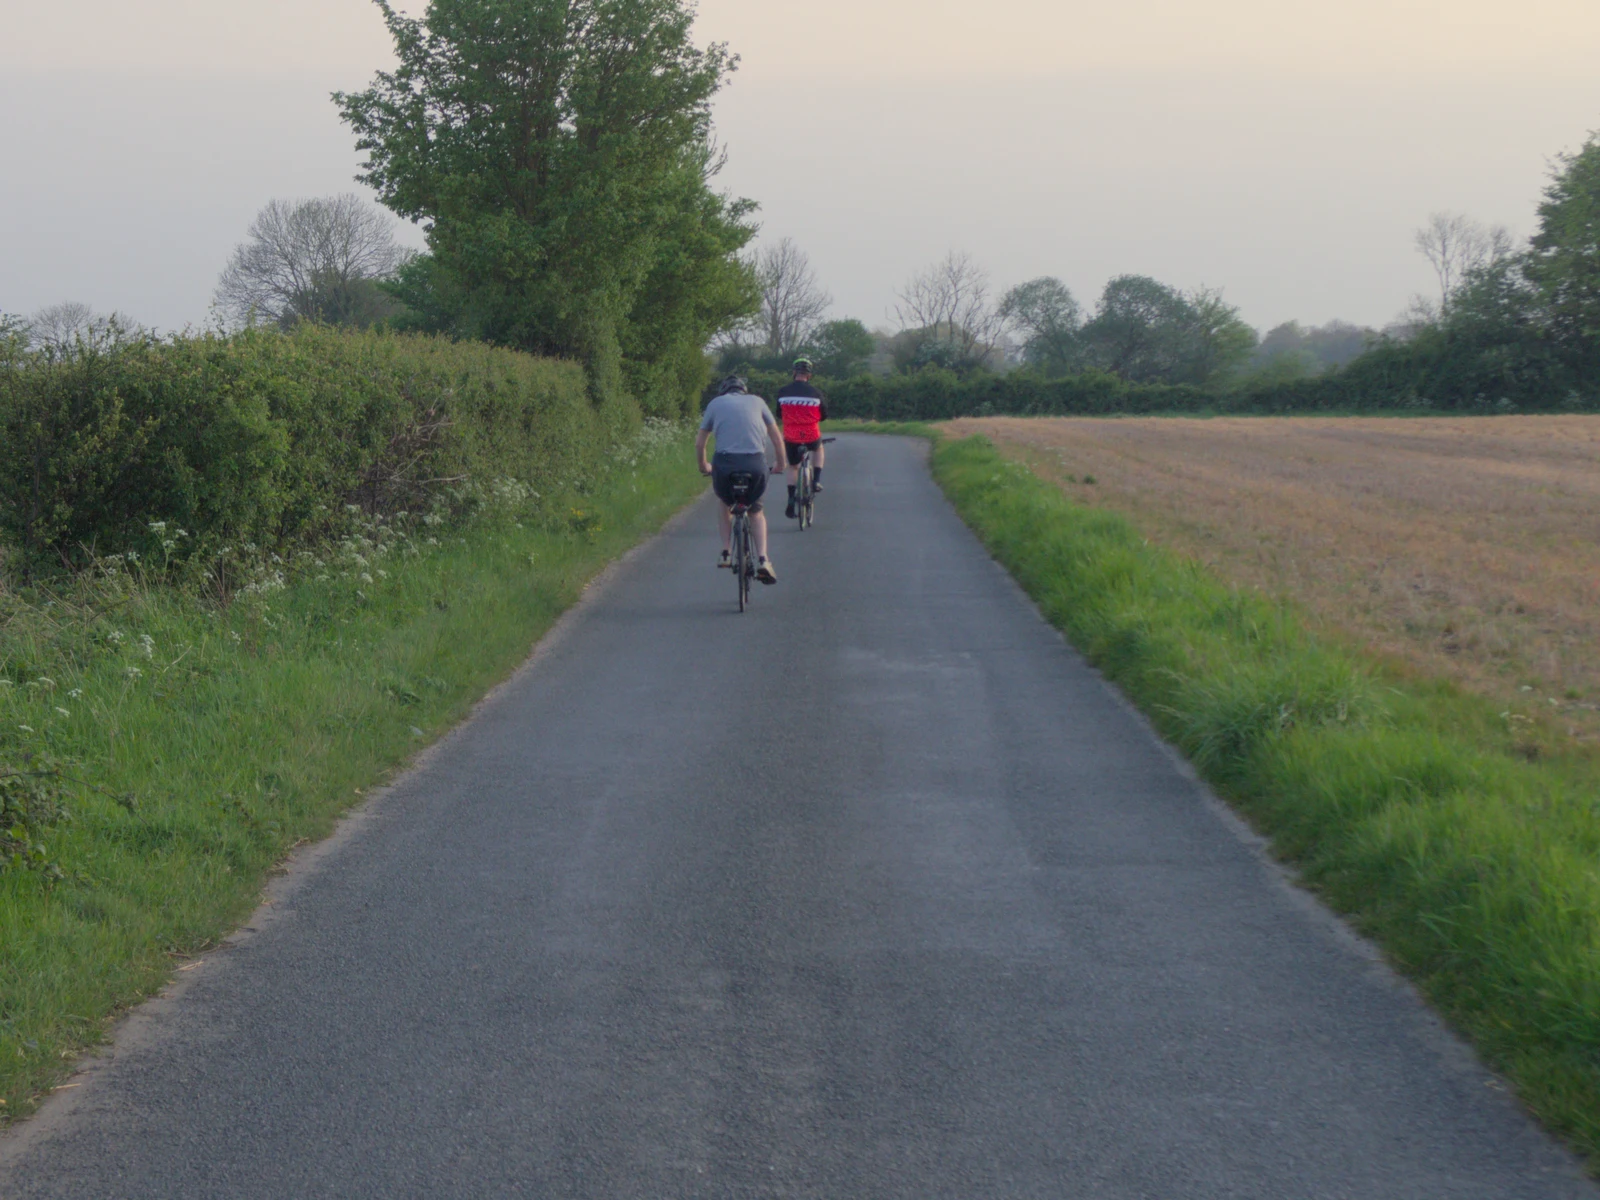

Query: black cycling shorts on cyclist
<box><xmin>696</xmin><ymin>376</ymin><xmax>786</xmax><ymax>585</ymax></box>
<box><xmin>777</xmin><ymin>359</ymin><xmax>829</xmax><ymax>518</ymax></box>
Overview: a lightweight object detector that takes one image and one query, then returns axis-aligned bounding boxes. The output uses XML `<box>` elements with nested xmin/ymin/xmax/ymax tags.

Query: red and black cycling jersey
<box><xmin>776</xmin><ymin>380</ymin><xmax>828</xmax><ymax>444</ymax></box>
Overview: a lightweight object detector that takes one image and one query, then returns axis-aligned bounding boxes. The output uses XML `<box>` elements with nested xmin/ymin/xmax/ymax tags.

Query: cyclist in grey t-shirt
<box><xmin>696</xmin><ymin>376</ymin><xmax>786</xmax><ymax>583</ymax></box>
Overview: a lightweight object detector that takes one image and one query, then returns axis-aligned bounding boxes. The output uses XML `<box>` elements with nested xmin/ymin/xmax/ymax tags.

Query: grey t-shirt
<box><xmin>700</xmin><ymin>391</ymin><xmax>778</xmax><ymax>457</ymax></box>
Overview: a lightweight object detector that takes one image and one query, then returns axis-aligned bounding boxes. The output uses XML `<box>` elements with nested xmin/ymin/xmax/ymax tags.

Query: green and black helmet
<box><xmin>792</xmin><ymin>357</ymin><xmax>815</xmax><ymax>375</ymax></box>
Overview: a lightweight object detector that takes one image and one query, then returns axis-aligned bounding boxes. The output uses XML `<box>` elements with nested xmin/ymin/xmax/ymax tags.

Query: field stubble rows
<box><xmin>954</xmin><ymin>415</ymin><xmax>1600</xmax><ymax>745</ymax></box>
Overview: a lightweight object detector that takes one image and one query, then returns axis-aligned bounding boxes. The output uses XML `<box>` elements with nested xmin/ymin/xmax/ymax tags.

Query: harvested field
<box><xmin>951</xmin><ymin>415</ymin><xmax>1600</xmax><ymax>741</ymax></box>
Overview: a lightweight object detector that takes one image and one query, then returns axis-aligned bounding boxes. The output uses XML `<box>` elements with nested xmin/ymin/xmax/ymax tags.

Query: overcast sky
<box><xmin>3</xmin><ymin>0</ymin><xmax>1598</xmax><ymax>335</ymax></box>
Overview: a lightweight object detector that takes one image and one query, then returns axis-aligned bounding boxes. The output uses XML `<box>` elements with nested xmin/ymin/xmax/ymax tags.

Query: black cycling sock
<box><xmin>787</xmin><ymin>484</ymin><xmax>796</xmax><ymax>499</ymax></box>
<box><xmin>813</xmin><ymin>468</ymin><xmax>823</xmax><ymax>483</ymax></box>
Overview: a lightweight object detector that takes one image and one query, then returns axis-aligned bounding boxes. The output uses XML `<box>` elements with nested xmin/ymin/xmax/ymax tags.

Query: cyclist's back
<box><xmin>696</xmin><ymin>377</ymin><xmax>785</xmax><ymax>583</ymax></box>
<box><xmin>777</xmin><ymin>359</ymin><xmax>829</xmax><ymax>518</ymax></box>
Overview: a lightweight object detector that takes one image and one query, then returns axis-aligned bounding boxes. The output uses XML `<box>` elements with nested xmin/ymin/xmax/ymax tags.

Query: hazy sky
<box><xmin>4</xmin><ymin>0</ymin><xmax>1599</xmax><ymax>335</ymax></box>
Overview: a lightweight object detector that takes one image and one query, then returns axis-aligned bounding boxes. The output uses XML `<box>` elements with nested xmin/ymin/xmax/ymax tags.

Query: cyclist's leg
<box><xmin>752</xmin><ymin>510</ymin><xmax>778</xmax><ymax>582</ymax></box>
<box><xmin>751</xmin><ymin>509</ymin><xmax>770</xmax><ymax>559</ymax></box>
<box><xmin>717</xmin><ymin>503</ymin><xmax>733</xmax><ymax>554</ymax></box>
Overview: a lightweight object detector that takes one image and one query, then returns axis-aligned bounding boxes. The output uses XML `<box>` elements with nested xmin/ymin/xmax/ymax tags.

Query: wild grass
<box><xmin>0</xmin><ymin>424</ymin><xmax>703</xmax><ymax>1119</ymax></box>
<box><xmin>929</xmin><ymin>432</ymin><xmax>1600</xmax><ymax>1168</ymax></box>
<box><xmin>953</xmin><ymin>414</ymin><xmax>1600</xmax><ymax>744</ymax></box>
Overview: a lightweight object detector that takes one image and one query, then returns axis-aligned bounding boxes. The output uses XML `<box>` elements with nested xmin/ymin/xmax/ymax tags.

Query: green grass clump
<box><xmin>0</xmin><ymin>425</ymin><xmax>704</xmax><ymax>1118</ymax></box>
<box><xmin>931</xmin><ymin>432</ymin><xmax>1600</xmax><ymax>1165</ymax></box>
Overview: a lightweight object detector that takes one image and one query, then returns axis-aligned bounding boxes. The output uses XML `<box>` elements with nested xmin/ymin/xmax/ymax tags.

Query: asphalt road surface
<box><xmin>2</xmin><ymin>434</ymin><xmax>1592</xmax><ymax>1198</ymax></box>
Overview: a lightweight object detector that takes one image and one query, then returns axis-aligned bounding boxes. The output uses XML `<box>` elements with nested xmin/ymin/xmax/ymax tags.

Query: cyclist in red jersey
<box><xmin>776</xmin><ymin>358</ymin><xmax>828</xmax><ymax>520</ymax></box>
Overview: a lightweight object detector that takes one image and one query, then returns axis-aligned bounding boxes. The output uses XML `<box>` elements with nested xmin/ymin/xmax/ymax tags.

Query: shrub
<box><xmin>0</xmin><ymin>326</ymin><xmax>625</xmax><ymax>574</ymax></box>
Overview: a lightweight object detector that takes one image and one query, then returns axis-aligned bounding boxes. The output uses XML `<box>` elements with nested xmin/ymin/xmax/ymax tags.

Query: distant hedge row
<box><xmin>0</xmin><ymin>326</ymin><xmax>638</xmax><ymax>571</ymax></box>
<box><xmin>732</xmin><ymin>368</ymin><xmax>1213</xmax><ymax>421</ymax></box>
<box><xmin>731</xmin><ymin>340</ymin><xmax>1598</xmax><ymax>424</ymax></box>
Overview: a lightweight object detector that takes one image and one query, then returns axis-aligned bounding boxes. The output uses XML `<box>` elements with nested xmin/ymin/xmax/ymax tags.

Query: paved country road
<box><xmin>1</xmin><ymin>434</ymin><xmax>1592</xmax><ymax>1198</ymax></box>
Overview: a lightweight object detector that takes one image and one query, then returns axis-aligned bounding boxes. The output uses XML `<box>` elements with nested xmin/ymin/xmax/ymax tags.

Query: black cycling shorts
<box><xmin>712</xmin><ymin>453</ymin><xmax>768</xmax><ymax>510</ymax></box>
<box><xmin>785</xmin><ymin>439</ymin><xmax>823</xmax><ymax>467</ymax></box>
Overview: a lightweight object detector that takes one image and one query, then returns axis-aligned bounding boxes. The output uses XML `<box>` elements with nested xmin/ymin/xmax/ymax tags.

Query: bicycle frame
<box><xmin>724</xmin><ymin>469</ymin><xmax>759</xmax><ymax>612</ymax></box>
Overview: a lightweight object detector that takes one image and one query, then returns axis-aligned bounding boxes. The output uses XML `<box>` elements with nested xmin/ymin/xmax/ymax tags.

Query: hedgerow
<box><xmin>726</xmin><ymin>358</ymin><xmax>1600</xmax><ymax>424</ymax></box>
<box><xmin>0</xmin><ymin>325</ymin><xmax>636</xmax><ymax>575</ymax></box>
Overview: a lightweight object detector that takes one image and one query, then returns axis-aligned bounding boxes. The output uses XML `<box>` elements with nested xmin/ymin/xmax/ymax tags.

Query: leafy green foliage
<box><xmin>1000</xmin><ymin>277</ymin><xmax>1082</xmax><ymax>375</ymax></box>
<box><xmin>1</xmin><ymin>752</ymin><xmax>74</xmax><ymax>879</ymax></box>
<box><xmin>1078</xmin><ymin>275</ymin><xmax>1257</xmax><ymax>386</ymax></box>
<box><xmin>1527</xmin><ymin>135</ymin><xmax>1600</xmax><ymax>392</ymax></box>
<box><xmin>806</xmin><ymin>319</ymin><xmax>876</xmax><ymax>377</ymax></box>
<box><xmin>0</xmin><ymin>326</ymin><xmax>619</xmax><ymax>574</ymax></box>
<box><xmin>716</xmin><ymin>317</ymin><xmax>878</xmax><ymax>380</ymax></box>
<box><xmin>334</xmin><ymin>0</ymin><xmax>757</xmax><ymax>415</ymax></box>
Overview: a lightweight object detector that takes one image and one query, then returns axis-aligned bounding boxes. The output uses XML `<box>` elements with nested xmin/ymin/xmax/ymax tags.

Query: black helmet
<box><xmin>792</xmin><ymin>357</ymin><xmax>815</xmax><ymax>375</ymax></box>
<box><xmin>717</xmin><ymin>374</ymin><xmax>748</xmax><ymax>395</ymax></box>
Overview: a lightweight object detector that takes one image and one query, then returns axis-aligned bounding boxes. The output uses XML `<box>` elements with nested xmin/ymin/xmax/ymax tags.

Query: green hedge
<box><xmin>0</xmin><ymin>326</ymin><xmax>636</xmax><ymax>571</ymax></box>
<box><xmin>723</xmin><ymin>338</ymin><xmax>1598</xmax><ymax>423</ymax></box>
<box><xmin>726</xmin><ymin>367</ymin><xmax>1211</xmax><ymax>420</ymax></box>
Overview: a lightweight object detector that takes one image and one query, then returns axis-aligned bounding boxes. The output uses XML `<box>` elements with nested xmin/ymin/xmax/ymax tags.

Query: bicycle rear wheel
<box><xmin>742</xmin><ymin>528</ymin><xmax>753</xmax><ymax>609</ymax></box>
<box><xmin>733</xmin><ymin>514</ymin><xmax>748</xmax><ymax>612</ymax></box>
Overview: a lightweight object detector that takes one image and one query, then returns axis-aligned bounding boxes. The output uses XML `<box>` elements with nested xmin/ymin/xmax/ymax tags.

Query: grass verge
<box><xmin>0</xmin><ymin>431</ymin><xmax>705</xmax><ymax>1119</ymax></box>
<box><xmin>920</xmin><ymin>430</ymin><xmax>1600</xmax><ymax>1167</ymax></box>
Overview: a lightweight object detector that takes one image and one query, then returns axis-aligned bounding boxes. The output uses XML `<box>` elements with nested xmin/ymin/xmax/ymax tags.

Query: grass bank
<box><xmin>921</xmin><ymin>430</ymin><xmax>1600</xmax><ymax>1167</ymax></box>
<box><xmin>0</xmin><ymin>427</ymin><xmax>704</xmax><ymax>1119</ymax></box>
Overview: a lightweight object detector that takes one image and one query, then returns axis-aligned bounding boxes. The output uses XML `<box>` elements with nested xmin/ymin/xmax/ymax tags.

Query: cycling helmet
<box><xmin>717</xmin><ymin>374</ymin><xmax>748</xmax><ymax>395</ymax></box>
<box><xmin>792</xmin><ymin>357</ymin><xmax>815</xmax><ymax>375</ymax></box>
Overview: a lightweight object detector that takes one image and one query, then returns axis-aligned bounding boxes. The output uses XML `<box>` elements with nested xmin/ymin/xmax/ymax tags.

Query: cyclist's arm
<box><xmin>765</xmin><ymin>410</ymin><xmax>785</xmax><ymax>472</ymax></box>
<box><xmin>695</xmin><ymin>428</ymin><xmax>712</xmax><ymax>475</ymax></box>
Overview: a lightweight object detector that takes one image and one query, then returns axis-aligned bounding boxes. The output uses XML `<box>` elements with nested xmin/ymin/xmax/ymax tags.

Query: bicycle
<box><xmin>720</xmin><ymin>471</ymin><xmax>758</xmax><ymax>612</ymax></box>
<box><xmin>793</xmin><ymin>437</ymin><xmax>836</xmax><ymax>531</ymax></box>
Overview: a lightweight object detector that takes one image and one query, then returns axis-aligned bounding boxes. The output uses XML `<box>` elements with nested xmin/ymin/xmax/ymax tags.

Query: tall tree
<box><xmin>999</xmin><ymin>277</ymin><xmax>1081</xmax><ymax>376</ymax></box>
<box><xmin>1525</xmin><ymin>136</ymin><xmax>1600</xmax><ymax>387</ymax></box>
<box><xmin>1413</xmin><ymin>212</ymin><xmax>1516</xmax><ymax>314</ymax></box>
<box><xmin>1079</xmin><ymin>275</ymin><xmax>1191</xmax><ymax>382</ymax></box>
<box><xmin>806</xmin><ymin>319</ymin><xmax>876</xmax><ymax>377</ymax></box>
<box><xmin>750</xmin><ymin>238</ymin><xmax>831</xmax><ymax>357</ymax></box>
<box><xmin>1182</xmin><ymin>287</ymin><xmax>1258</xmax><ymax>385</ymax></box>
<box><xmin>893</xmin><ymin>251</ymin><xmax>1005</xmax><ymax>372</ymax></box>
<box><xmin>1079</xmin><ymin>276</ymin><xmax>1254</xmax><ymax>386</ymax></box>
<box><xmin>25</xmin><ymin>302</ymin><xmax>97</xmax><ymax>350</ymax></box>
<box><xmin>335</xmin><ymin>0</ymin><xmax>756</xmax><ymax>410</ymax></box>
<box><xmin>215</xmin><ymin>195</ymin><xmax>408</xmax><ymax>330</ymax></box>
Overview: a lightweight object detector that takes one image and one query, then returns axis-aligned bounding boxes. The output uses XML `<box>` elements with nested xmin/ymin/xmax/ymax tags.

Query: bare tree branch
<box><xmin>215</xmin><ymin>195</ymin><xmax>410</xmax><ymax>330</ymax></box>
<box><xmin>893</xmin><ymin>251</ymin><xmax>1008</xmax><ymax>368</ymax></box>
<box><xmin>1414</xmin><ymin>212</ymin><xmax>1517</xmax><ymax>313</ymax></box>
<box><xmin>743</xmin><ymin>238</ymin><xmax>832</xmax><ymax>357</ymax></box>
<box><xmin>25</xmin><ymin>303</ymin><xmax>139</xmax><ymax>353</ymax></box>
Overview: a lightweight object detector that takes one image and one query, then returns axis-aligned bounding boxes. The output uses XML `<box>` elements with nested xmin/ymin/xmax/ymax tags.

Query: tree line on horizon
<box><xmin>7</xmin><ymin>0</ymin><xmax>1595</xmax><ymax>416</ymax></box>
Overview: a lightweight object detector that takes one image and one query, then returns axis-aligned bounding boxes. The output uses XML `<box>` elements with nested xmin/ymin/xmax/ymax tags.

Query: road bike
<box><xmin>721</xmin><ymin>471</ymin><xmax>758</xmax><ymax>612</ymax></box>
<box><xmin>793</xmin><ymin>437</ymin><xmax>836</xmax><ymax>531</ymax></box>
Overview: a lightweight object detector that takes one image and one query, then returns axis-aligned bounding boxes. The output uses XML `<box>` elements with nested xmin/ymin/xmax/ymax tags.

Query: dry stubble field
<box><xmin>952</xmin><ymin>415</ymin><xmax>1600</xmax><ymax>742</ymax></box>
